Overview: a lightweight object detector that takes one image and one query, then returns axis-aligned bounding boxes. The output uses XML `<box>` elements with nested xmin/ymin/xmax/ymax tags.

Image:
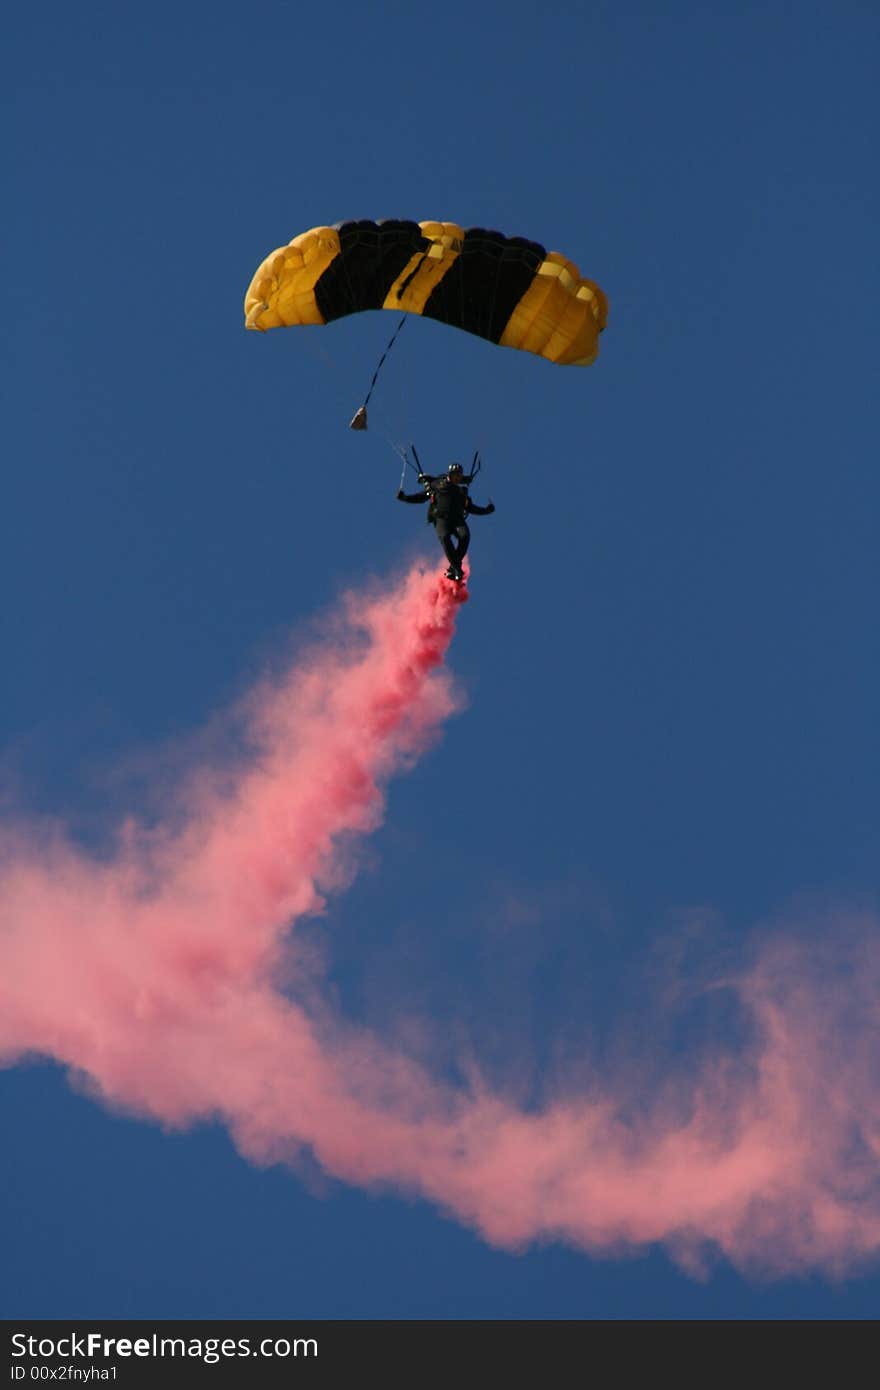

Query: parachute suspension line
<box><xmin>299</xmin><ymin>333</ymin><xmax>411</xmax><ymax>472</ymax></box>
<box><xmin>349</xmin><ymin>316</ymin><xmax>407</xmax><ymax>430</ymax></box>
<box><xmin>396</xmin><ymin>441</ymin><xmax>423</xmax><ymax>489</ymax></box>
<box><xmin>298</xmin><ymin>330</ymin><xmax>370</xmax><ymax>430</ymax></box>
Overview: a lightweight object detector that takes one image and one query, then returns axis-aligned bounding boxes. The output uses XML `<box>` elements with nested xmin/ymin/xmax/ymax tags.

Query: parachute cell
<box><xmin>244</xmin><ymin>219</ymin><xmax>608</xmax><ymax>366</ymax></box>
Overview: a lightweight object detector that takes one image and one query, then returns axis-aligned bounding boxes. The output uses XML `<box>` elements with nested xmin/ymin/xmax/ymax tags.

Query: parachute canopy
<box><xmin>244</xmin><ymin>219</ymin><xmax>608</xmax><ymax>367</ymax></box>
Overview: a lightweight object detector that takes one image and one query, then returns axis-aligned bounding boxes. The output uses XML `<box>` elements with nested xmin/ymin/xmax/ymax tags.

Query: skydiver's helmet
<box><xmin>447</xmin><ymin>463</ymin><xmax>464</xmax><ymax>481</ymax></box>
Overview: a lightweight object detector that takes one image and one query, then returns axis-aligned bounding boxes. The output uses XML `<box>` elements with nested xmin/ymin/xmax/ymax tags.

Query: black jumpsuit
<box><xmin>397</xmin><ymin>475</ymin><xmax>494</xmax><ymax>574</ymax></box>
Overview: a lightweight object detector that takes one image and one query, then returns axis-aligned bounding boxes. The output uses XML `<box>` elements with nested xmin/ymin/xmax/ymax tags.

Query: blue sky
<box><xmin>3</xmin><ymin>1</ymin><xmax>879</xmax><ymax>1319</ymax></box>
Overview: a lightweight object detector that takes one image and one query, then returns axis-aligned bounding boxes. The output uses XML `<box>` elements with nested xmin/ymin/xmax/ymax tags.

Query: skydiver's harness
<box><xmin>400</xmin><ymin>448</ymin><xmax>482</xmax><ymax>524</ymax></box>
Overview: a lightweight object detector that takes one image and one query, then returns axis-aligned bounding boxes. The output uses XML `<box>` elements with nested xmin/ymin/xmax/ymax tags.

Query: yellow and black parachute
<box><xmin>244</xmin><ymin>219</ymin><xmax>608</xmax><ymax>367</ymax></box>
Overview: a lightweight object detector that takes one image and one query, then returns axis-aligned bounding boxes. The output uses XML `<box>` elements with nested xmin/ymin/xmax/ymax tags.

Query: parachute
<box><xmin>244</xmin><ymin>219</ymin><xmax>608</xmax><ymax>368</ymax></box>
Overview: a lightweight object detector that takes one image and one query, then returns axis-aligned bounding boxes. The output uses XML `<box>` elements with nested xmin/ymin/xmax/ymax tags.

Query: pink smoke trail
<box><xmin>2</xmin><ymin>560</ymin><xmax>879</xmax><ymax>1278</ymax></box>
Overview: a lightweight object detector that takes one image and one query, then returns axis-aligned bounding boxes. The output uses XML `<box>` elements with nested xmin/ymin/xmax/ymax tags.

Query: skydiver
<box><xmin>397</xmin><ymin>460</ymin><xmax>495</xmax><ymax>581</ymax></box>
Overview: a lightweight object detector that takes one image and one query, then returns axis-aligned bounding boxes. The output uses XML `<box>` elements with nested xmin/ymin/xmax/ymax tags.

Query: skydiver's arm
<box><xmin>397</xmin><ymin>490</ymin><xmax>428</xmax><ymax>503</ymax></box>
<box><xmin>466</xmin><ymin>497</ymin><xmax>495</xmax><ymax>516</ymax></box>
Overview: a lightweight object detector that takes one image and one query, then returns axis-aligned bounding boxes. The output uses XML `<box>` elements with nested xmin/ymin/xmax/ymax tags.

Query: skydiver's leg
<box><xmin>434</xmin><ymin>522</ymin><xmax>459</xmax><ymax>571</ymax></box>
<box><xmin>455</xmin><ymin>523</ymin><xmax>471</xmax><ymax>565</ymax></box>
